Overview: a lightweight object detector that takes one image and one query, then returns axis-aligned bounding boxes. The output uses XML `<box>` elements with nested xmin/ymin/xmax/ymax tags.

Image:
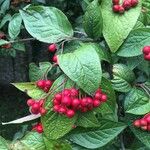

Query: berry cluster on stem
<box><xmin>36</xmin><ymin>80</ymin><xmax>53</xmax><ymax>93</ymax></box>
<box><xmin>133</xmin><ymin>113</ymin><xmax>150</xmax><ymax>131</ymax></box>
<box><xmin>142</xmin><ymin>46</ymin><xmax>150</xmax><ymax>61</ymax></box>
<box><xmin>27</xmin><ymin>99</ymin><xmax>47</xmax><ymax>116</ymax></box>
<box><xmin>32</xmin><ymin>122</ymin><xmax>43</xmax><ymax>133</ymax></box>
<box><xmin>112</xmin><ymin>0</ymin><xmax>138</xmax><ymax>14</ymax></box>
<box><xmin>48</xmin><ymin>43</ymin><xmax>58</xmax><ymax>64</ymax></box>
<box><xmin>52</xmin><ymin>88</ymin><xmax>107</xmax><ymax>118</ymax></box>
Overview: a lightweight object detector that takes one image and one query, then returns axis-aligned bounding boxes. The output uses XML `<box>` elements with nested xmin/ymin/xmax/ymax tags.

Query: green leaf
<box><xmin>58</xmin><ymin>43</ymin><xmax>102</xmax><ymax>94</ymax></box>
<box><xmin>124</xmin><ymin>88</ymin><xmax>150</xmax><ymax>115</ymax></box>
<box><xmin>21</xmin><ymin>132</ymin><xmax>46</xmax><ymax>150</ymax></box>
<box><xmin>117</xmin><ymin>28</ymin><xmax>150</xmax><ymax>57</ymax></box>
<box><xmin>20</xmin><ymin>5</ymin><xmax>73</xmax><ymax>43</ymax></box>
<box><xmin>101</xmin><ymin>0</ymin><xmax>141</xmax><ymax>52</ymax></box>
<box><xmin>42</xmin><ymin>111</ymin><xmax>77</xmax><ymax>140</ymax></box>
<box><xmin>130</xmin><ymin>126</ymin><xmax>150</xmax><ymax>148</ymax></box>
<box><xmin>76</xmin><ymin>111</ymin><xmax>100</xmax><ymax>128</ymax></box>
<box><xmin>96</xmin><ymin>77</ymin><xmax>117</xmax><ymax>121</ymax></box>
<box><xmin>29</xmin><ymin>62</ymin><xmax>52</xmax><ymax>82</ymax></box>
<box><xmin>12</xmin><ymin>42</ymin><xmax>25</xmax><ymax>51</ymax></box>
<box><xmin>83</xmin><ymin>0</ymin><xmax>103</xmax><ymax>39</ymax></box>
<box><xmin>8</xmin><ymin>13</ymin><xmax>22</xmax><ymax>39</ymax></box>
<box><xmin>111</xmin><ymin>64</ymin><xmax>135</xmax><ymax>93</ymax></box>
<box><xmin>42</xmin><ymin>75</ymin><xmax>77</xmax><ymax>140</ymax></box>
<box><xmin>0</xmin><ymin>39</ymin><xmax>9</xmax><ymax>46</ymax></box>
<box><xmin>0</xmin><ymin>0</ymin><xmax>10</xmax><ymax>15</ymax></box>
<box><xmin>69</xmin><ymin>120</ymin><xmax>126</xmax><ymax>149</ymax></box>
<box><xmin>44</xmin><ymin>138</ymin><xmax>72</xmax><ymax>150</ymax></box>
<box><xmin>0</xmin><ymin>14</ymin><xmax>11</xmax><ymax>29</ymax></box>
<box><xmin>12</xmin><ymin>82</ymin><xmax>46</xmax><ymax>99</ymax></box>
<box><xmin>0</xmin><ymin>136</ymin><xmax>9</xmax><ymax>150</ymax></box>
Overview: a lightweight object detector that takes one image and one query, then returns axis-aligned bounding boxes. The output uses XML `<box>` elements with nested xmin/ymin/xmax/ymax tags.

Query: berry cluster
<box><xmin>53</xmin><ymin>88</ymin><xmax>107</xmax><ymax>118</ymax></box>
<box><xmin>142</xmin><ymin>46</ymin><xmax>150</xmax><ymax>61</ymax></box>
<box><xmin>27</xmin><ymin>99</ymin><xmax>47</xmax><ymax>116</ymax></box>
<box><xmin>133</xmin><ymin>113</ymin><xmax>150</xmax><ymax>131</ymax></box>
<box><xmin>32</xmin><ymin>122</ymin><xmax>43</xmax><ymax>133</ymax></box>
<box><xmin>0</xmin><ymin>32</ymin><xmax>11</xmax><ymax>49</ymax></box>
<box><xmin>112</xmin><ymin>0</ymin><xmax>138</xmax><ymax>14</ymax></box>
<box><xmin>48</xmin><ymin>43</ymin><xmax>58</xmax><ymax>63</ymax></box>
<box><xmin>36</xmin><ymin>80</ymin><xmax>53</xmax><ymax>93</ymax></box>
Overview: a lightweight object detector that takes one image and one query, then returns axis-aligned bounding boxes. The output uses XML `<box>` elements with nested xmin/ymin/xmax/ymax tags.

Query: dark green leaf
<box><xmin>13</xmin><ymin>42</ymin><xmax>25</xmax><ymax>52</ymax></box>
<box><xmin>0</xmin><ymin>14</ymin><xmax>11</xmax><ymax>29</ymax></box>
<box><xmin>58</xmin><ymin>43</ymin><xmax>102</xmax><ymax>94</ymax></box>
<box><xmin>83</xmin><ymin>0</ymin><xmax>103</xmax><ymax>39</ymax></box>
<box><xmin>20</xmin><ymin>5</ymin><xmax>73</xmax><ymax>43</ymax></box>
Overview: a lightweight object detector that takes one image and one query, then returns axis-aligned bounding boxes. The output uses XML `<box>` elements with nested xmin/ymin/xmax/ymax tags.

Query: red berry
<box><xmin>93</xmin><ymin>99</ymin><xmax>101</xmax><ymax>108</ymax></box>
<box><xmin>141</xmin><ymin>126</ymin><xmax>147</xmax><ymax>131</ymax></box>
<box><xmin>61</xmin><ymin>96</ymin><xmax>71</xmax><ymax>106</ymax></box>
<box><xmin>52</xmin><ymin>55</ymin><xmax>58</xmax><ymax>63</ymax></box>
<box><xmin>43</xmin><ymin>87</ymin><xmax>49</xmax><ymax>93</ymax></box>
<box><xmin>112</xmin><ymin>0</ymin><xmax>120</xmax><ymax>5</ymax></box>
<box><xmin>119</xmin><ymin>6</ymin><xmax>125</xmax><ymax>13</ymax></box>
<box><xmin>101</xmin><ymin>94</ymin><xmax>107</xmax><ymax>102</ymax></box>
<box><xmin>71</xmin><ymin>98</ymin><xmax>80</xmax><ymax>108</ymax></box>
<box><xmin>113</xmin><ymin>5</ymin><xmax>120</xmax><ymax>12</ymax></box>
<box><xmin>147</xmin><ymin>125</ymin><xmax>150</xmax><ymax>131</ymax></box>
<box><xmin>140</xmin><ymin>119</ymin><xmax>147</xmax><ymax>126</ymax></box>
<box><xmin>48</xmin><ymin>43</ymin><xmax>57</xmax><ymax>52</ymax></box>
<box><xmin>54</xmin><ymin>93</ymin><xmax>62</xmax><ymax>101</ymax></box>
<box><xmin>131</xmin><ymin>0</ymin><xmax>138</xmax><ymax>7</ymax></box>
<box><xmin>70</xmin><ymin>88</ymin><xmax>78</xmax><ymax>97</ymax></box>
<box><xmin>36</xmin><ymin>80</ymin><xmax>45</xmax><ymax>89</ymax></box>
<box><xmin>146</xmin><ymin>116</ymin><xmax>150</xmax><ymax>124</ymax></box>
<box><xmin>122</xmin><ymin>0</ymin><xmax>132</xmax><ymax>10</ymax></box>
<box><xmin>31</xmin><ymin>108</ymin><xmax>39</xmax><ymax>114</ymax></box>
<box><xmin>81</xmin><ymin>98</ymin><xmax>88</xmax><ymax>107</ymax></box>
<box><xmin>2</xmin><ymin>43</ymin><xmax>11</xmax><ymax>49</ymax></box>
<box><xmin>36</xmin><ymin>125</ymin><xmax>43</xmax><ymax>133</ymax></box>
<box><xmin>144</xmin><ymin>113</ymin><xmax>150</xmax><ymax>119</ymax></box>
<box><xmin>53</xmin><ymin>99</ymin><xmax>61</xmax><ymax>105</ymax></box>
<box><xmin>66</xmin><ymin>110</ymin><xmax>75</xmax><ymax>118</ymax></box>
<box><xmin>0</xmin><ymin>32</ymin><xmax>6</xmax><ymax>39</ymax></box>
<box><xmin>40</xmin><ymin>108</ymin><xmax>47</xmax><ymax>116</ymax></box>
<box><xmin>95</xmin><ymin>92</ymin><xmax>102</xmax><ymax>100</ymax></box>
<box><xmin>58</xmin><ymin>106</ymin><xmax>67</xmax><ymax>114</ymax></box>
<box><xmin>72</xmin><ymin>125</ymin><xmax>77</xmax><ymax>129</ymax></box>
<box><xmin>62</xmin><ymin>89</ymin><xmax>71</xmax><ymax>96</ymax></box>
<box><xmin>27</xmin><ymin>99</ymin><xmax>35</xmax><ymax>106</ymax></box>
<box><xmin>45</xmin><ymin>80</ymin><xmax>52</xmax><ymax>88</ymax></box>
<box><xmin>87</xmin><ymin>97</ymin><xmax>93</xmax><ymax>106</ymax></box>
<box><xmin>39</xmin><ymin>99</ymin><xmax>44</xmax><ymax>107</ymax></box>
<box><xmin>53</xmin><ymin>105</ymin><xmax>60</xmax><ymax>112</ymax></box>
<box><xmin>144</xmin><ymin>54</ymin><xmax>150</xmax><ymax>61</ymax></box>
<box><xmin>32</xmin><ymin>102</ymin><xmax>40</xmax><ymax>111</ymax></box>
<box><xmin>81</xmin><ymin>107</ymin><xmax>88</xmax><ymax>113</ymax></box>
<box><xmin>133</xmin><ymin>120</ymin><xmax>141</xmax><ymax>127</ymax></box>
<box><xmin>142</xmin><ymin>46</ymin><xmax>150</xmax><ymax>55</ymax></box>
<box><xmin>96</xmin><ymin>88</ymin><xmax>102</xmax><ymax>93</ymax></box>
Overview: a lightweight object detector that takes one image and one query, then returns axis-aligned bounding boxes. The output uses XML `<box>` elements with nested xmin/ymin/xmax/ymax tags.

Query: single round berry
<box><xmin>81</xmin><ymin>98</ymin><xmax>88</xmax><ymax>107</ymax></box>
<box><xmin>122</xmin><ymin>0</ymin><xmax>132</xmax><ymax>10</ymax></box>
<box><xmin>141</xmin><ymin>126</ymin><xmax>147</xmax><ymax>131</ymax></box>
<box><xmin>70</xmin><ymin>88</ymin><xmax>78</xmax><ymax>97</ymax></box>
<box><xmin>71</xmin><ymin>98</ymin><xmax>80</xmax><ymax>108</ymax></box>
<box><xmin>95</xmin><ymin>92</ymin><xmax>102</xmax><ymax>100</ymax></box>
<box><xmin>146</xmin><ymin>116</ymin><xmax>150</xmax><ymax>124</ymax></box>
<box><xmin>140</xmin><ymin>119</ymin><xmax>147</xmax><ymax>126</ymax></box>
<box><xmin>113</xmin><ymin>5</ymin><xmax>120</xmax><ymax>12</ymax></box>
<box><xmin>112</xmin><ymin>0</ymin><xmax>120</xmax><ymax>5</ymax></box>
<box><xmin>58</xmin><ymin>106</ymin><xmax>67</xmax><ymax>114</ymax></box>
<box><xmin>27</xmin><ymin>99</ymin><xmax>35</xmax><ymax>106</ymax></box>
<box><xmin>31</xmin><ymin>108</ymin><xmax>40</xmax><ymax>114</ymax></box>
<box><xmin>142</xmin><ymin>46</ymin><xmax>150</xmax><ymax>55</ymax></box>
<box><xmin>32</xmin><ymin>102</ymin><xmax>40</xmax><ymax>111</ymax></box>
<box><xmin>101</xmin><ymin>94</ymin><xmax>107</xmax><ymax>102</ymax></box>
<box><xmin>40</xmin><ymin>108</ymin><xmax>47</xmax><ymax>116</ymax></box>
<box><xmin>66</xmin><ymin>110</ymin><xmax>75</xmax><ymax>118</ymax></box>
<box><xmin>52</xmin><ymin>55</ymin><xmax>58</xmax><ymax>63</ymax></box>
<box><xmin>54</xmin><ymin>93</ymin><xmax>62</xmax><ymax>101</ymax></box>
<box><xmin>133</xmin><ymin>120</ymin><xmax>141</xmax><ymax>128</ymax></box>
<box><xmin>48</xmin><ymin>43</ymin><xmax>57</xmax><ymax>52</ymax></box>
<box><xmin>36</xmin><ymin>125</ymin><xmax>43</xmax><ymax>133</ymax></box>
<box><xmin>93</xmin><ymin>99</ymin><xmax>101</xmax><ymax>108</ymax></box>
<box><xmin>96</xmin><ymin>88</ymin><xmax>102</xmax><ymax>93</ymax></box>
<box><xmin>53</xmin><ymin>99</ymin><xmax>61</xmax><ymax>105</ymax></box>
<box><xmin>87</xmin><ymin>97</ymin><xmax>93</xmax><ymax>106</ymax></box>
<box><xmin>144</xmin><ymin>54</ymin><xmax>150</xmax><ymax>61</ymax></box>
<box><xmin>36</xmin><ymin>80</ymin><xmax>45</xmax><ymax>89</ymax></box>
<box><xmin>61</xmin><ymin>96</ymin><xmax>71</xmax><ymax>106</ymax></box>
<box><xmin>62</xmin><ymin>89</ymin><xmax>71</xmax><ymax>96</ymax></box>
<box><xmin>45</xmin><ymin>80</ymin><xmax>52</xmax><ymax>87</ymax></box>
<box><xmin>53</xmin><ymin>105</ymin><xmax>60</xmax><ymax>112</ymax></box>
<box><xmin>131</xmin><ymin>0</ymin><xmax>138</xmax><ymax>7</ymax></box>
<box><xmin>119</xmin><ymin>6</ymin><xmax>125</xmax><ymax>13</ymax></box>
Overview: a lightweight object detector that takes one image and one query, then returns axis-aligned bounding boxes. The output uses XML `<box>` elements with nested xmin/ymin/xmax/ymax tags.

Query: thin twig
<box><xmin>9</xmin><ymin>38</ymin><xmax>36</xmax><ymax>44</ymax></box>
